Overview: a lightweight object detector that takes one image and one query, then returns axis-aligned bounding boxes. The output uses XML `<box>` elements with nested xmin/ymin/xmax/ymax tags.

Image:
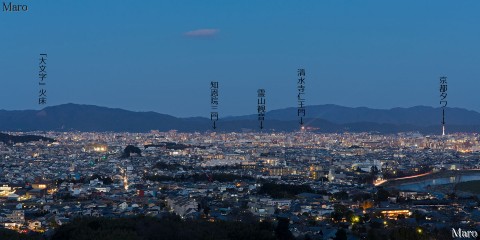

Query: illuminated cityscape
<box><xmin>0</xmin><ymin>130</ymin><xmax>479</xmax><ymax>239</ymax></box>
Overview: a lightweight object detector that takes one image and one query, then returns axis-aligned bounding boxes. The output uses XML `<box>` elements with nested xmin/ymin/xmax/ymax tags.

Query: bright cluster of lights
<box><xmin>93</xmin><ymin>146</ymin><xmax>107</xmax><ymax>152</ymax></box>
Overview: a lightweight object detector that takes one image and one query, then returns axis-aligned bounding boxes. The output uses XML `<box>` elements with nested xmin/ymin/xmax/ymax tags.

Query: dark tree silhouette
<box><xmin>375</xmin><ymin>188</ymin><xmax>390</xmax><ymax>202</ymax></box>
<box><xmin>334</xmin><ymin>228</ymin><xmax>347</xmax><ymax>240</ymax></box>
<box><xmin>122</xmin><ymin>145</ymin><xmax>142</xmax><ymax>158</ymax></box>
<box><xmin>275</xmin><ymin>217</ymin><xmax>295</xmax><ymax>240</ymax></box>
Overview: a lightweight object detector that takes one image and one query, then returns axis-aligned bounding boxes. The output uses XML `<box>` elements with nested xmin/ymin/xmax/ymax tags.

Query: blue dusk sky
<box><xmin>1</xmin><ymin>1</ymin><xmax>479</xmax><ymax>117</ymax></box>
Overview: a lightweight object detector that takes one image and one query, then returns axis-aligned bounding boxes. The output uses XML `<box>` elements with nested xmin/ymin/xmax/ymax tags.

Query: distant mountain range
<box><xmin>0</xmin><ymin>103</ymin><xmax>479</xmax><ymax>134</ymax></box>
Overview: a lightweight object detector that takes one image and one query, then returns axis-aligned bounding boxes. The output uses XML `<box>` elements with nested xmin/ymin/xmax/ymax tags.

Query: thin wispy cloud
<box><xmin>184</xmin><ymin>28</ymin><xmax>219</xmax><ymax>38</ymax></box>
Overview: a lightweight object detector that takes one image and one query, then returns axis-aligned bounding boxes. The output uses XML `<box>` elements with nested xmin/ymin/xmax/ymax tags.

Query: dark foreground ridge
<box><xmin>0</xmin><ymin>215</ymin><xmax>453</xmax><ymax>240</ymax></box>
<box><xmin>0</xmin><ymin>132</ymin><xmax>55</xmax><ymax>144</ymax></box>
<box><xmin>0</xmin><ymin>216</ymin><xmax>278</xmax><ymax>240</ymax></box>
<box><xmin>51</xmin><ymin>216</ymin><xmax>278</xmax><ymax>240</ymax></box>
<box><xmin>1</xmin><ymin>103</ymin><xmax>480</xmax><ymax>133</ymax></box>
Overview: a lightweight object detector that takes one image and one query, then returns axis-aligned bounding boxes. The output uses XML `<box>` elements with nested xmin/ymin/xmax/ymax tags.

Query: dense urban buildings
<box><xmin>0</xmin><ymin>130</ymin><xmax>479</xmax><ymax>239</ymax></box>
